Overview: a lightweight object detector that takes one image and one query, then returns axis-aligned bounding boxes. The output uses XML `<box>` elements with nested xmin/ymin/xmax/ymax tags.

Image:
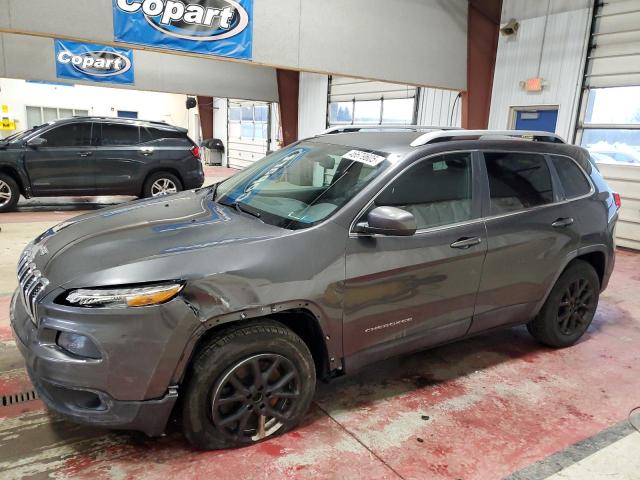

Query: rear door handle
<box><xmin>141</xmin><ymin>148</ymin><xmax>154</xmax><ymax>156</ymax></box>
<box><xmin>552</xmin><ymin>217</ymin><xmax>574</xmax><ymax>228</ymax></box>
<box><xmin>78</xmin><ymin>151</ymin><xmax>92</xmax><ymax>157</ymax></box>
<box><xmin>450</xmin><ymin>236</ymin><xmax>482</xmax><ymax>249</ymax></box>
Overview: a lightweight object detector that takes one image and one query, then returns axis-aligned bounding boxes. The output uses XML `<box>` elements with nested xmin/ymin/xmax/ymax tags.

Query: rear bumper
<box><xmin>602</xmin><ymin>247</ymin><xmax>615</xmax><ymax>292</ymax></box>
<box><xmin>183</xmin><ymin>165</ymin><xmax>205</xmax><ymax>189</ymax></box>
<box><xmin>9</xmin><ymin>289</ymin><xmax>198</xmax><ymax>436</ymax></box>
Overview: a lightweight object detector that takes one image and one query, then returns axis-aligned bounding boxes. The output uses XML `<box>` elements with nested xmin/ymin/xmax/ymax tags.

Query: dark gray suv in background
<box><xmin>0</xmin><ymin>116</ymin><xmax>204</xmax><ymax>211</ymax></box>
<box><xmin>10</xmin><ymin>127</ymin><xmax>618</xmax><ymax>450</ymax></box>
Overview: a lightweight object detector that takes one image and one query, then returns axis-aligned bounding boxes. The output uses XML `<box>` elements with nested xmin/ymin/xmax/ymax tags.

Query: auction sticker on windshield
<box><xmin>342</xmin><ymin>150</ymin><xmax>387</xmax><ymax>167</ymax></box>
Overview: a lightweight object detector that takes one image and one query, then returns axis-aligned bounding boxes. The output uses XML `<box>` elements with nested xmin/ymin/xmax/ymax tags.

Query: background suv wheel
<box><xmin>143</xmin><ymin>172</ymin><xmax>183</xmax><ymax>198</ymax></box>
<box><xmin>0</xmin><ymin>173</ymin><xmax>20</xmax><ymax>213</ymax></box>
<box><xmin>181</xmin><ymin>320</ymin><xmax>316</xmax><ymax>450</ymax></box>
<box><xmin>527</xmin><ymin>260</ymin><xmax>600</xmax><ymax>348</ymax></box>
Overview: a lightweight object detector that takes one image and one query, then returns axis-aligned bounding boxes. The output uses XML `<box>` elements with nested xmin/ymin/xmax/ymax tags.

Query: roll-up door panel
<box><xmin>329</xmin><ymin>76</ymin><xmax>417</xmax><ymax>102</ymax></box>
<box><xmin>588</xmin><ymin>73</ymin><xmax>640</xmax><ymax>88</ymax></box>
<box><xmin>595</xmin><ymin>11</ymin><xmax>640</xmax><ymax>34</ymax></box>
<box><xmin>597</xmin><ymin>0</ymin><xmax>640</xmax><ymax>16</ymax></box>
<box><xmin>227</xmin><ymin>99</ymin><xmax>269</xmax><ymax>170</ymax></box>
<box><xmin>587</xmin><ymin>55</ymin><xmax>640</xmax><ymax>77</ymax></box>
<box><xmin>579</xmin><ymin>0</ymin><xmax>640</xmax><ymax>247</ymax></box>
<box><xmin>587</xmin><ymin>2</ymin><xmax>640</xmax><ymax>87</ymax></box>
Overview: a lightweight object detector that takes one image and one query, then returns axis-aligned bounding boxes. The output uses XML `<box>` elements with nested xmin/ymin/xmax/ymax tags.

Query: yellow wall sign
<box><xmin>1</xmin><ymin>118</ymin><xmax>17</xmax><ymax>131</ymax></box>
<box><xmin>1</xmin><ymin>105</ymin><xmax>8</xmax><ymax>113</ymax></box>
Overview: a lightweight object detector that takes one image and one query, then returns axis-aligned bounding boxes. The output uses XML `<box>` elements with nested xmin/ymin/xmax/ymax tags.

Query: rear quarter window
<box><xmin>141</xmin><ymin>127</ymin><xmax>192</xmax><ymax>147</ymax></box>
<box><xmin>550</xmin><ymin>155</ymin><xmax>591</xmax><ymax>199</ymax></box>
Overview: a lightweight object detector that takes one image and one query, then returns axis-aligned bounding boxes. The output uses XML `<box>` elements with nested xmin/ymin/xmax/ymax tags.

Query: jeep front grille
<box><xmin>17</xmin><ymin>251</ymin><xmax>49</xmax><ymax>323</ymax></box>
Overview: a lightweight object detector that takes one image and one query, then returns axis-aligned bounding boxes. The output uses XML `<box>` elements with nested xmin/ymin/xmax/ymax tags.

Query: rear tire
<box><xmin>143</xmin><ymin>172</ymin><xmax>182</xmax><ymax>198</ymax></box>
<box><xmin>0</xmin><ymin>173</ymin><xmax>20</xmax><ymax>213</ymax></box>
<box><xmin>181</xmin><ymin>320</ymin><xmax>316</xmax><ymax>450</ymax></box>
<box><xmin>527</xmin><ymin>260</ymin><xmax>600</xmax><ymax>348</ymax></box>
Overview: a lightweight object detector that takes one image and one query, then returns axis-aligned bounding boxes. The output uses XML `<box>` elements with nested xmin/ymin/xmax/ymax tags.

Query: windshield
<box><xmin>215</xmin><ymin>141</ymin><xmax>390</xmax><ymax>230</ymax></box>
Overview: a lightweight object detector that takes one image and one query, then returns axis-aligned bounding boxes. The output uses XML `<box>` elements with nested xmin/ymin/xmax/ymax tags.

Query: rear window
<box><xmin>550</xmin><ymin>155</ymin><xmax>591</xmax><ymax>199</ymax></box>
<box><xmin>484</xmin><ymin>152</ymin><xmax>554</xmax><ymax>214</ymax></box>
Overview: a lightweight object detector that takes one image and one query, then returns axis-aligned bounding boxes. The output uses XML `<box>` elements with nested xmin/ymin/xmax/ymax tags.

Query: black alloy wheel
<box><xmin>556</xmin><ymin>278</ymin><xmax>596</xmax><ymax>335</ymax></box>
<box><xmin>181</xmin><ymin>320</ymin><xmax>316</xmax><ymax>450</ymax></box>
<box><xmin>211</xmin><ymin>353</ymin><xmax>301</xmax><ymax>442</ymax></box>
<box><xmin>527</xmin><ymin>260</ymin><xmax>600</xmax><ymax>348</ymax></box>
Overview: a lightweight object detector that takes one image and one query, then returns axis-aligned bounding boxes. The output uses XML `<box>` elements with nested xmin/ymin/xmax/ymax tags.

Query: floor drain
<box><xmin>1</xmin><ymin>390</ymin><xmax>39</xmax><ymax>407</ymax></box>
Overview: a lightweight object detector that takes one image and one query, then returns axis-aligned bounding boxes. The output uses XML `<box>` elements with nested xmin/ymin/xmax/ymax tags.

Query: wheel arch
<box><xmin>533</xmin><ymin>246</ymin><xmax>608</xmax><ymax>318</ymax></box>
<box><xmin>173</xmin><ymin>302</ymin><xmax>337</xmax><ymax>387</ymax></box>
<box><xmin>142</xmin><ymin>168</ymin><xmax>185</xmax><ymax>195</ymax></box>
<box><xmin>0</xmin><ymin>165</ymin><xmax>27</xmax><ymax>196</ymax></box>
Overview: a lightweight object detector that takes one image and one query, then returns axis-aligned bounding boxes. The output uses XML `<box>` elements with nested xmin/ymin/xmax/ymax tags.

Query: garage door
<box><xmin>227</xmin><ymin>100</ymin><xmax>270</xmax><ymax>170</ymax></box>
<box><xmin>327</xmin><ymin>76</ymin><xmax>417</xmax><ymax>126</ymax></box>
<box><xmin>576</xmin><ymin>0</ymin><xmax>640</xmax><ymax>250</ymax></box>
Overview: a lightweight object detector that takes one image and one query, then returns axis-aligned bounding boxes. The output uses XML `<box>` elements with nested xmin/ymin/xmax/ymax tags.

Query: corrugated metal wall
<box><xmin>488</xmin><ymin>3</ymin><xmax>592</xmax><ymax>140</ymax></box>
<box><xmin>416</xmin><ymin>88</ymin><xmax>462</xmax><ymax>127</ymax></box>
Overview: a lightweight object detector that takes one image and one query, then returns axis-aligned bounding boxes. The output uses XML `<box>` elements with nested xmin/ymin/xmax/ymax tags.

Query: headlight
<box><xmin>66</xmin><ymin>283</ymin><xmax>183</xmax><ymax>308</ymax></box>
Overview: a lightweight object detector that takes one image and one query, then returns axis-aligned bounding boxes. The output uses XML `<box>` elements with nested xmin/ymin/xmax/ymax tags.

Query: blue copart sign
<box><xmin>55</xmin><ymin>39</ymin><xmax>135</xmax><ymax>85</ymax></box>
<box><xmin>112</xmin><ymin>0</ymin><xmax>253</xmax><ymax>60</ymax></box>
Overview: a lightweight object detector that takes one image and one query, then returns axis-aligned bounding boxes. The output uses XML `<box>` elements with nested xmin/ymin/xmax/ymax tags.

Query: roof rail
<box><xmin>410</xmin><ymin>129</ymin><xmax>566</xmax><ymax>146</ymax></box>
<box><xmin>70</xmin><ymin>116</ymin><xmax>170</xmax><ymax>126</ymax></box>
<box><xmin>322</xmin><ymin>124</ymin><xmax>461</xmax><ymax>135</ymax></box>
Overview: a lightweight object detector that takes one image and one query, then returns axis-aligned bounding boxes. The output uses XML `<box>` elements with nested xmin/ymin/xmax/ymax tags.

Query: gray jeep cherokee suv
<box><xmin>11</xmin><ymin>127</ymin><xmax>617</xmax><ymax>450</ymax></box>
<box><xmin>0</xmin><ymin>116</ymin><xmax>204</xmax><ymax>211</ymax></box>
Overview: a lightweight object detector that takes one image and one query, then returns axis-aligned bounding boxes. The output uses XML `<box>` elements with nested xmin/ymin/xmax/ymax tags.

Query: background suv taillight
<box><xmin>191</xmin><ymin>146</ymin><xmax>201</xmax><ymax>159</ymax></box>
<box><xmin>613</xmin><ymin>192</ymin><xmax>621</xmax><ymax>209</ymax></box>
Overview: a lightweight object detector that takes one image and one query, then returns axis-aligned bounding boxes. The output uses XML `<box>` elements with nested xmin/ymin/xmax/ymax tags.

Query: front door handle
<box><xmin>450</xmin><ymin>236</ymin><xmax>482</xmax><ymax>249</ymax></box>
<box><xmin>141</xmin><ymin>148</ymin><xmax>154</xmax><ymax>156</ymax></box>
<box><xmin>78</xmin><ymin>151</ymin><xmax>92</xmax><ymax>157</ymax></box>
<box><xmin>552</xmin><ymin>217</ymin><xmax>574</xmax><ymax>228</ymax></box>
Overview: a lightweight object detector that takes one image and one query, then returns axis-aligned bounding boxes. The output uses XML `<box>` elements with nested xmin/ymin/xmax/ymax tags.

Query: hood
<box><xmin>31</xmin><ymin>189</ymin><xmax>287</xmax><ymax>288</ymax></box>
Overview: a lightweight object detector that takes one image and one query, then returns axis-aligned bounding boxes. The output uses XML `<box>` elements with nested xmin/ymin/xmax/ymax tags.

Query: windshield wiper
<box><xmin>219</xmin><ymin>200</ymin><xmax>262</xmax><ymax>220</ymax></box>
<box><xmin>234</xmin><ymin>202</ymin><xmax>262</xmax><ymax>219</ymax></box>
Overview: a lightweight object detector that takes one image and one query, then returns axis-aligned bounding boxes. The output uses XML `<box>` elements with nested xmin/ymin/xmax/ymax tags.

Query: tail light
<box><xmin>191</xmin><ymin>146</ymin><xmax>201</xmax><ymax>159</ymax></box>
<box><xmin>613</xmin><ymin>192</ymin><xmax>621</xmax><ymax>209</ymax></box>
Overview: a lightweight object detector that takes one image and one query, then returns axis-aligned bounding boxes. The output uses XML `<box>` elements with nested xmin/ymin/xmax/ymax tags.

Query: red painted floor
<box><xmin>1</xmin><ymin>210</ymin><xmax>639</xmax><ymax>479</ymax></box>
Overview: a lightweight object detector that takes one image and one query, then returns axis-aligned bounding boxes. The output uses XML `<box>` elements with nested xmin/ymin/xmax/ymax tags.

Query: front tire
<box><xmin>0</xmin><ymin>173</ymin><xmax>20</xmax><ymax>213</ymax></box>
<box><xmin>181</xmin><ymin>320</ymin><xmax>316</xmax><ymax>450</ymax></box>
<box><xmin>527</xmin><ymin>260</ymin><xmax>600</xmax><ymax>348</ymax></box>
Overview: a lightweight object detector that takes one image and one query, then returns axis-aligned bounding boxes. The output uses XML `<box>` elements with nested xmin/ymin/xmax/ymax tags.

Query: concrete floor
<box><xmin>1</xmin><ymin>167</ymin><xmax>639</xmax><ymax>479</ymax></box>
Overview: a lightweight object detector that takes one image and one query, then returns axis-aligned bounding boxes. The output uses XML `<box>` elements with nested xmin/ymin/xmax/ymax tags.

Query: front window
<box><xmin>215</xmin><ymin>141</ymin><xmax>390</xmax><ymax>229</ymax></box>
<box><xmin>40</xmin><ymin>123</ymin><xmax>93</xmax><ymax>148</ymax></box>
<box><xmin>373</xmin><ymin>153</ymin><xmax>473</xmax><ymax>230</ymax></box>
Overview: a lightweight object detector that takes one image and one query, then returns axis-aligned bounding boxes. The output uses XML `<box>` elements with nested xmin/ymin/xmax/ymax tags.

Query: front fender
<box><xmin>0</xmin><ymin>151</ymin><xmax>32</xmax><ymax>197</ymax></box>
<box><xmin>169</xmin><ymin>298</ymin><xmax>339</xmax><ymax>386</ymax></box>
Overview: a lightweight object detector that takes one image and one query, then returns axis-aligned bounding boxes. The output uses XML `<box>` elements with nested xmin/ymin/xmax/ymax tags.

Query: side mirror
<box><xmin>354</xmin><ymin>206</ymin><xmax>417</xmax><ymax>236</ymax></box>
<box><xmin>26</xmin><ymin>137</ymin><xmax>47</xmax><ymax>148</ymax></box>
